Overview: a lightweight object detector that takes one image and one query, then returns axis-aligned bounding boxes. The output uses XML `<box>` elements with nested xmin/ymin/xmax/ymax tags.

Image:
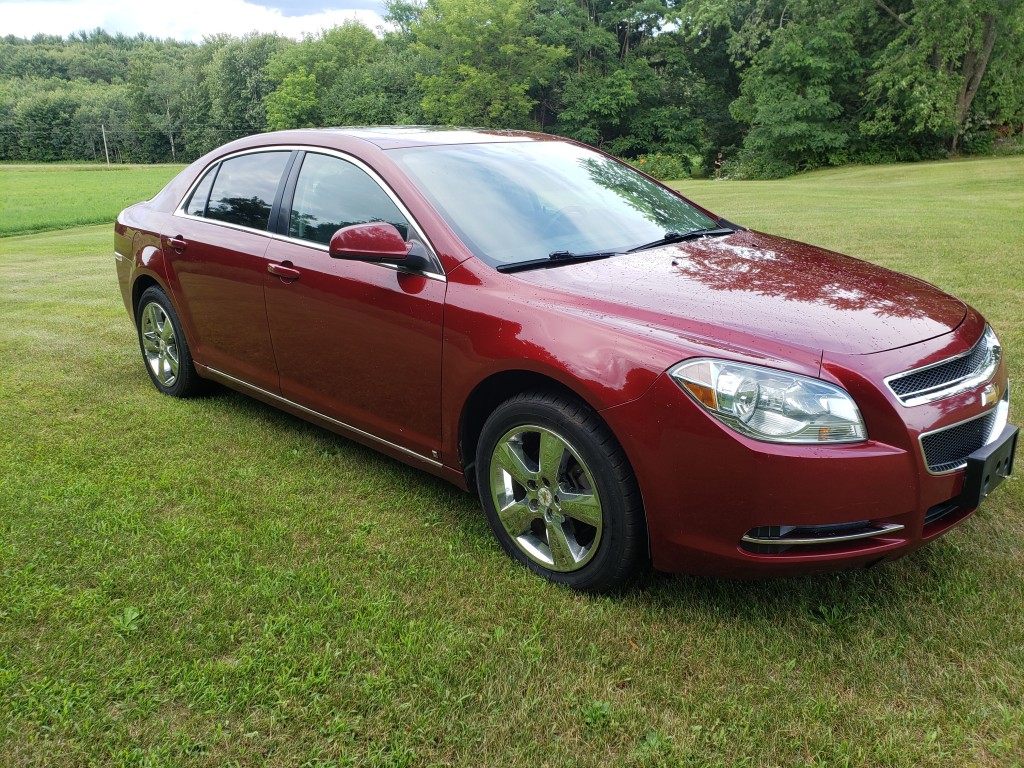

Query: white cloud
<box><xmin>0</xmin><ymin>0</ymin><xmax>387</xmax><ymax>41</ymax></box>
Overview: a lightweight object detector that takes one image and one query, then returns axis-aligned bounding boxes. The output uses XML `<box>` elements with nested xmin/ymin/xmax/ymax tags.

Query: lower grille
<box><xmin>920</xmin><ymin>410</ymin><xmax>999</xmax><ymax>473</ymax></box>
<box><xmin>924</xmin><ymin>500</ymin><xmax>962</xmax><ymax>526</ymax></box>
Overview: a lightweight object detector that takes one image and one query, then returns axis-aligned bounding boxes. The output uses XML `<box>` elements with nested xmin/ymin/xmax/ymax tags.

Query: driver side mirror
<box><xmin>328</xmin><ymin>222</ymin><xmax>433</xmax><ymax>273</ymax></box>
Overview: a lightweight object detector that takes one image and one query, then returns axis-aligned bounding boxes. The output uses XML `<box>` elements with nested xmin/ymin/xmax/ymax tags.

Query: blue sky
<box><xmin>0</xmin><ymin>0</ymin><xmax>389</xmax><ymax>41</ymax></box>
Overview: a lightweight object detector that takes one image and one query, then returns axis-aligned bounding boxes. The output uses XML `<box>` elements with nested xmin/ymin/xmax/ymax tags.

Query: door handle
<box><xmin>267</xmin><ymin>262</ymin><xmax>301</xmax><ymax>280</ymax></box>
<box><xmin>167</xmin><ymin>236</ymin><xmax>188</xmax><ymax>251</ymax></box>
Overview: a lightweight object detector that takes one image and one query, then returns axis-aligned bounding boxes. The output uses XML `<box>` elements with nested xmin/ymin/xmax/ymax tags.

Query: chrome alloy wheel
<box><xmin>140</xmin><ymin>302</ymin><xmax>180</xmax><ymax>387</ymax></box>
<box><xmin>489</xmin><ymin>425</ymin><xmax>603</xmax><ymax>572</ymax></box>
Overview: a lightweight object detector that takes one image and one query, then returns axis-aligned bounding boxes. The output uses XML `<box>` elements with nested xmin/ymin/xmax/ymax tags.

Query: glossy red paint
<box><xmin>164</xmin><ymin>219</ymin><xmax>281</xmax><ymax>393</ymax></box>
<box><xmin>115</xmin><ymin>127</ymin><xmax>1014</xmax><ymax>580</ymax></box>
<box><xmin>509</xmin><ymin>230</ymin><xmax>967</xmax><ymax>356</ymax></box>
<box><xmin>601</xmin><ymin>309</ymin><xmax>1003</xmax><ymax>575</ymax></box>
<box><xmin>329</xmin><ymin>222</ymin><xmax>412</xmax><ymax>259</ymax></box>
<box><xmin>264</xmin><ymin>237</ymin><xmax>444</xmax><ymax>459</ymax></box>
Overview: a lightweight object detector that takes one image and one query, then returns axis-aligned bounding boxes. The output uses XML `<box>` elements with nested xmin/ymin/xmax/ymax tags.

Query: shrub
<box><xmin>631</xmin><ymin>153</ymin><xmax>690</xmax><ymax>181</ymax></box>
<box><xmin>960</xmin><ymin>114</ymin><xmax>995</xmax><ymax>155</ymax></box>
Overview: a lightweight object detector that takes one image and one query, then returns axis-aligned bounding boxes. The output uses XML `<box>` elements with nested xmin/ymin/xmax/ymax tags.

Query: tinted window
<box><xmin>185</xmin><ymin>166</ymin><xmax>217</xmax><ymax>216</ymax></box>
<box><xmin>289</xmin><ymin>153</ymin><xmax>409</xmax><ymax>245</ymax></box>
<box><xmin>206</xmin><ymin>152</ymin><xmax>290</xmax><ymax>230</ymax></box>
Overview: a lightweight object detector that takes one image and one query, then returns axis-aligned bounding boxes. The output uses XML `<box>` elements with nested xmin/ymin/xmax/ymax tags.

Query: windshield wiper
<box><xmin>627</xmin><ymin>226</ymin><xmax>736</xmax><ymax>253</ymax></box>
<box><xmin>497</xmin><ymin>250</ymin><xmax>616</xmax><ymax>273</ymax></box>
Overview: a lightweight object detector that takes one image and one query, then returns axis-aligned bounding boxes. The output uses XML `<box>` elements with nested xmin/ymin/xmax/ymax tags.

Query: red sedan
<box><xmin>115</xmin><ymin>128</ymin><xmax>1017</xmax><ymax>591</ymax></box>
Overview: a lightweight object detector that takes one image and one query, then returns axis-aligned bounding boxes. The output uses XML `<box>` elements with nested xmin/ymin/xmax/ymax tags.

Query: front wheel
<box><xmin>476</xmin><ymin>391</ymin><xmax>646</xmax><ymax>592</ymax></box>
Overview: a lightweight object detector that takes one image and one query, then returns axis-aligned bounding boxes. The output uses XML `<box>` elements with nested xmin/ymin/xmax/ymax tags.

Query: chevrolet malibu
<box><xmin>114</xmin><ymin>127</ymin><xmax>1017</xmax><ymax>591</ymax></box>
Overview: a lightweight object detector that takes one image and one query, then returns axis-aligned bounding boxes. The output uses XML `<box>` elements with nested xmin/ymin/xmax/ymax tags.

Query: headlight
<box><xmin>981</xmin><ymin>325</ymin><xmax>1001</xmax><ymax>378</ymax></box>
<box><xmin>669</xmin><ymin>359</ymin><xmax>867</xmax><ymax>444</ymax></box>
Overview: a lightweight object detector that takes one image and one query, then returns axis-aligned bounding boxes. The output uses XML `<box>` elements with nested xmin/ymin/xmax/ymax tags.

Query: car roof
<box><xmin>258</xmin><ymin>126</ymin><xmax>564</xmax><ymax>150</ymax></box>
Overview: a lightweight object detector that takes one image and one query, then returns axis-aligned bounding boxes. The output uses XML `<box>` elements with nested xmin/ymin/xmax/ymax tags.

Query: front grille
<box><xmin>886</xmin><ymin>329</ymin><xmax>999</xmax><ymax>406</ymax></box>
<box><xmin>920</xmin><ymin>410</ymin><xmax>998</xmax><ymax>473</ymax></box>
<box><xmin>890</xmin><ymin>342</ymin><xmax>988</xmax><ymax>398</ymax></box>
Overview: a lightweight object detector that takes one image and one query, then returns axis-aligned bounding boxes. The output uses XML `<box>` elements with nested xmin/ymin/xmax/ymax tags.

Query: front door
<box><xmin>263</xmin><ymin>151</ymin><xmax>445</xmax><ymax>459</ymax></box>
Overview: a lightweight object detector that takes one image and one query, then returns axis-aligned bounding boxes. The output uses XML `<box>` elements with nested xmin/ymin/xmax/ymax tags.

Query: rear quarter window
<box><xmin>184</xmin><ymin>167</ymin><xmax>217</xmax><ymax>217</ymax></box>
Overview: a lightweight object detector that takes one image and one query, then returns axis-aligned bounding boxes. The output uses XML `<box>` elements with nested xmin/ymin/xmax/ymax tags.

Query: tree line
<box><xmin>1</xmin><ymin>0</ymin><xmax>1021</xmax><ymax>178</ymax></box>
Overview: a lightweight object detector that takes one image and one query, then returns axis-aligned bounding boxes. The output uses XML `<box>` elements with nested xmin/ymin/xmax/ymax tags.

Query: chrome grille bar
<box><xmin>742</xmin><ymin>522</ymin><xmax>904</xmax><ymax>547</ymax></box>
<box><xmin>885</xmin><ymin>327</ymin><xmax>1001</xmax><ymax>407</ymax></box>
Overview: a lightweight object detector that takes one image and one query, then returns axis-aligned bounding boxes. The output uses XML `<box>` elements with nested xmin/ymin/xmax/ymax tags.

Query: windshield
<box><xmin>388</xmin><ymin>141</ymin><xmax>718</xmax><ymax>268</ymax></box>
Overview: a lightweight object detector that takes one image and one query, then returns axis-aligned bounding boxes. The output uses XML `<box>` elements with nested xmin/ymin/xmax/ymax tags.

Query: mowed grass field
<box><xmin>1</xmin><ymin>158</ymin><xmax>1022</xmax><ymax>767</ymax></box>
<box><xmin>0</xmin><ymin>163</ymin><xmax>184</xmax><ymax>237</ymax></box>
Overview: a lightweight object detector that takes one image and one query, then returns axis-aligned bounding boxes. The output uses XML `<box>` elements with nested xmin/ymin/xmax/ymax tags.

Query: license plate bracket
<box><xmin>960</xmin><ymin>424</ymin><xmax>1018</xmax><ymax>508</ymax></box>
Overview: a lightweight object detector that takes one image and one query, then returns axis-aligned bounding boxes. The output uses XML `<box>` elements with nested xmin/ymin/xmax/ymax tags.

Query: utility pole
<box><xmin>101</xmin><ymin>124</ymin><xmax>110</xmax><ymax>166</ymax></box>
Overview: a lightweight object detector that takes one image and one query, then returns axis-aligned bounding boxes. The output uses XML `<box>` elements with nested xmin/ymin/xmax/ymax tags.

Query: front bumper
<box><xmin>601</xmin><ymin>333</ymin><xmax>1013</xmax><ymax>578</ymax></box>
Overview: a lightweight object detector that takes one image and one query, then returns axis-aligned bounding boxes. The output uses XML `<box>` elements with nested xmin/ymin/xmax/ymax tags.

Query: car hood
<box><xmin>511</xmin><ymin>231</ymin><xmax>966</xmax><ymax>356</ymax></box>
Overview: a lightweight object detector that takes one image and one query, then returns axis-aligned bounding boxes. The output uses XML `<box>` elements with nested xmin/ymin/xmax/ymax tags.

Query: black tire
<box><xmin>476</xmin><ymin>390</ymin><xmax>646</xmax><ymax>592</ymax></box>
<box><xmin>135</xmin><ymin>286</ymin><xmax>203</xmax><ymax>398</ymax></box>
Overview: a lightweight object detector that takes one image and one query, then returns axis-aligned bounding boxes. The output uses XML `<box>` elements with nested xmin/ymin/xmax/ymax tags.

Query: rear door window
<box><xmin>205</xmin><ymin>151</ymin><xmax>291</xmax><ymax>231</ymax></box>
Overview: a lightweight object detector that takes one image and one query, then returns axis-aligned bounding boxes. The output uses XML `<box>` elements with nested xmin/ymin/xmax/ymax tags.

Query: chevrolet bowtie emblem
<box><xmin>981</xmin><ymin>382</ymin><xmax>1002</xmax><ymax>407</ymax></box>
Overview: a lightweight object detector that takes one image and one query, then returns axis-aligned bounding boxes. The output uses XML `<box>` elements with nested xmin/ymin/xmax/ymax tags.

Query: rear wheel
<box><xmin>136</xmin><ymin>286</ymin><xmax>203</xmax><ymax>398</ymax></box>
<box><xmin>476</xmin><ymin>391</ymin><xmax>645</xmax><ymax>592</ymax></box>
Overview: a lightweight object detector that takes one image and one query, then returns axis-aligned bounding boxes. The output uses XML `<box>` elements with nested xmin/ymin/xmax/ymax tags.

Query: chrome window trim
<box><xmin>206</xmin><ymin>367</ymin><xmax>443</xmax><ymax>468</ymax></box>
<box><xmin>171</xmin><ymin>145</ymin><xmax>446</xmax><ymax>282</ymax></box>
<box><xmin>884</xmin><ymin>328</ymin><xmax>998</xmax><ymax>407</ymax></box>
<box><xmin>918</xmin><ymin>386</ymin><xmax>1010</xmax><ymax>475</ymax></box>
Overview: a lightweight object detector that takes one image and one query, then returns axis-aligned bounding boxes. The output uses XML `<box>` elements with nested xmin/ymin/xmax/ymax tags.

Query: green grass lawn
<box><xmin>1</xmin><ymin>159</ymin><xmax>1022</xmax><ymax>766</ymax></box>
<box><xmin>0</xmin><ymin>164</ymin><xmax>184</xmax><ymax>237</ymax></box>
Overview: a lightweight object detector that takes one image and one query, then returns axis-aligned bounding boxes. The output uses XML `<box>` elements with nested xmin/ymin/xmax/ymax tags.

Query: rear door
<box><xmin>169</xmin><ymin>150</ymin><xmax>294</xmax><ymax>393</ymax></box>
<box><xmin>263</xmin><ymin>151</ymin><xmax>446</xmax><ymax>460</ymax></box>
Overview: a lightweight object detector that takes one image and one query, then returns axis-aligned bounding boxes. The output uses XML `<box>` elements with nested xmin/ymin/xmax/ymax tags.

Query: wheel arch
<box><xmin>131</xmin><ymin>274</ymin><xmax>164</xmax><ymax>320</ymax></box>
<box><xmin>457</xmin><ymin>369</ymin><xmax>642</xmax><ymax>503</ymax></box>
<box><xmin>131</xmin><ymin>272</ymin><xmax>205</xmax><ymax>375</ymax></box>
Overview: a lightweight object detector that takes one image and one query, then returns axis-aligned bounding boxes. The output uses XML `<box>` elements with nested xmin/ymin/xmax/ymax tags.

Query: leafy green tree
<box><xmin>73</xmin><ymin>81</ymin><xmax>135</xmax><ymax>161</ymax></box>
<box><xmin>266</xmin><ymin>68</ymin><xmax>319</xmax><ymax>129</ymax></box>
<box><xmin>177</xmin><ymin>36</ymin><xmax>230</xmax><ymax>158</ymax></box>
<box><xmin>663</xmin><ymin>20</ymin><xmax>745</xmax><ymax>171</ymax></box>
<box><xmin>729</xmin><ymin>2</ymin><xmax>860</xmax><ymax>176</ymax></box>
<box><xmin>413</xmin><ymin>0</ymin><xmax>568</xmax><ymax>127</ymax></box>
<box><xmin>0</xmin><ymin>5</ymin><xmax>1021</xmax><ymax>171</ymax></box>
<box><xmin>975</xmin><ymin>3</ymin><xmax>1024</xmax><ymax>136</ymax></box>
<box><xmin>143</xmin><ymin>62</ymin><xmax>190</xmax><ymax>160</ymax></box>
<box><xmin>557</xmin><ymin>65</ymin><xmax>641</xmax><ymax>146</ymax></box>
<box><xmin>0</xmin><ymin>35</ymin><xmax>70</xmax><ymax>80</ymax></box>
<box><xmin>861</xmin><ymin>0</ymin><xmax>1012</xmax><ymax>152</ymax></box>
<box><xmin>542</xmin><ymin>0</ymin><xmax>715</xmax><ymax>166</ymax></box>
<box><xmin>263</xmin><ymin>22</ymin><xmax>390</xmax><ymax>129</ymax></box>
<box><xmin>0</xmin><ymin>81</ymin><xmax>20</xmax><ymax>159</ymax></box>
<box><xmin>65</xmin><ymin>29</ymin><xmax>131</xmax><ymax>83</ymax></box>
<box><xmin>266</xmin><ymin>22</ymin><xmax>380</xmax><ymax>91</ymax></box>
<box><xmin>323</xmin><ymin>46</ymin><xmax>429</xmax><ymax>125</ymax></box>
<box><xmin>15</xmin><ymin>87</ymin><xmax>79</xmax><ymax>161</ymax></box>
<box><xmin>383</xmin><ymin>0</ymin><xmax>425</xmax><ymax>38</ymax></box>
<box><xmin>206</xmin><ymin>32</ymin><xmax>291</xmax><ymax>140</ymax></box>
